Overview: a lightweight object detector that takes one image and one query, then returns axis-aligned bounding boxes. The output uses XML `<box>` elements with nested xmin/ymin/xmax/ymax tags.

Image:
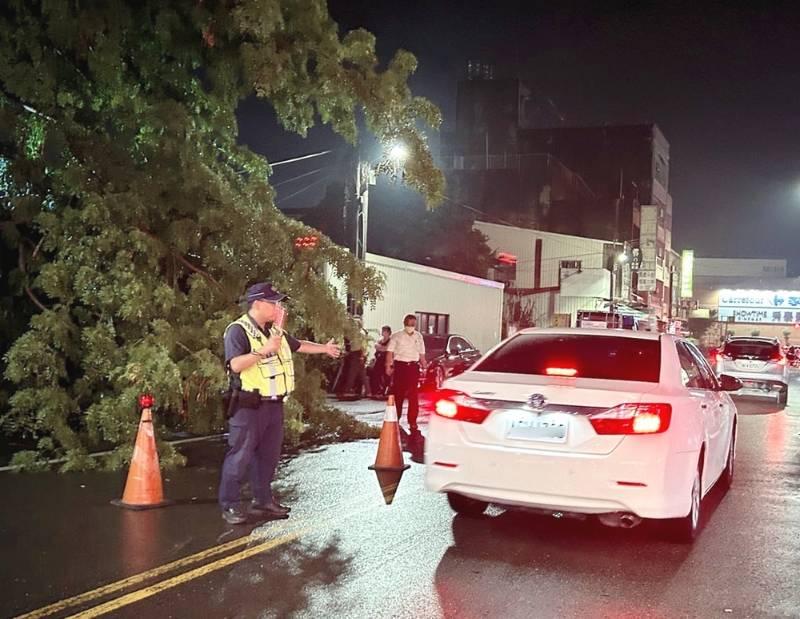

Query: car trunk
<box><xmin>447</xmin><ymin>372</ymin><xmax>661</xmax><ymax>456</ymax></box>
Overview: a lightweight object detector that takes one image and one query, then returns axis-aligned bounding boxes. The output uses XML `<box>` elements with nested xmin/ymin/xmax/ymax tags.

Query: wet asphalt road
<box><xmin>4</xmin><ymin>379</ymin><xmax>800</xmax><ymax>618</ymax></box>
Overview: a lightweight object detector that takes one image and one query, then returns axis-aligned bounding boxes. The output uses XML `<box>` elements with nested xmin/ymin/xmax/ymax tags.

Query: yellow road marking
<box><xmin>14</xmin><ymin>533</ymin><xmax>260</xmax><ymax>619</ymax></box>
<box><xmin>66</xmin><ymin>530</ymin><xmax>307</xmax><ymax>619</ymax></box>
<box><xmin>17</xmin><ymin>466</ymin><xmax>407</xmax><ymax>618</ymax></box>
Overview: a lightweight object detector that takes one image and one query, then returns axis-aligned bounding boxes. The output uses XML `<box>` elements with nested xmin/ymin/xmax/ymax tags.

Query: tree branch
<box><xmin>25</xmin><ymin>286</ymin><xmax>48</xmax><ymax>312</ymax></box>
<box><xmin>175</xmin><ymin>341</ymin><xmax>193</xmax><ymax>355</ymax></box>
<box><xmin>18</xmin><ymin>247</ymin><xmax>48</xmax><ymax>312</ymax></box>
<box><xmin>172</xmin><ymin>251</ymin><xmax>223</xmax><ymax>289</ymax></box>
<box><xmin>137</xmin><ymin>228</ymin><xmax>223</xmax><ymax>290</ymax></box>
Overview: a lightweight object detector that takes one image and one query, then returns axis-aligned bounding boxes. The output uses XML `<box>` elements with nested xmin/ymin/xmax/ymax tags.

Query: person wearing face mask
<box><xmin>385</xmin><ymin>314</ymin><xmax>427</xmax><ymax>435</ymax></box>
<box><xmin>219</xmin><ymin>282</ymin><xmax>342</xmax><ymax>525</ymax></box>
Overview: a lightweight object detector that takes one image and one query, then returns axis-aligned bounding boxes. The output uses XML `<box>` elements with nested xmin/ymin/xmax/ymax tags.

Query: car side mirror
<box><xmin>718</xmin><ymin>374</ymin><xmax>743</xmax><ymax>392</ymax></box>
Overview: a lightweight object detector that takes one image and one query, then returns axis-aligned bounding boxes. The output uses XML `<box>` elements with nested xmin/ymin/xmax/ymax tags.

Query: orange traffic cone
<box><xmin>112</xmin><ymin>395</ymin><xmax>171</xmax><ymax>510</ymax></box>
<box><xmin>368</xmin><ymin>395</ymin><xmax>411</xmax><ymax>505</ymax></box>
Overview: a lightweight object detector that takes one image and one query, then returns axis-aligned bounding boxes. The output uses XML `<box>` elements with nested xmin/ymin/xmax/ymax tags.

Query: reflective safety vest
<box><xmin>225</xmin><ymin>314</ymin><xmax>295</xmax><ymax>397</ymax></box>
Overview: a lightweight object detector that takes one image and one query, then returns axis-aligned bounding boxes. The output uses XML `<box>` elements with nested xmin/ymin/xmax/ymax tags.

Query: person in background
<box><xmin>370</xmin><ymin>325</ymin><xmax>392</xmax><ymax>398</ymax></box>
<box><xmin>385</xmin><ymin>314</ymin><xmax>426</xmax><ymax>435</ymax></box>
<box><xmin>338</xmin><ymin>317</ymin><xmax>369</xmax><ymax>398</ymax></box>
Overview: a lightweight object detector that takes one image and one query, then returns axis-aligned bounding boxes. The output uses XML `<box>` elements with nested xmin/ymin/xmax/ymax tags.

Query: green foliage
<box><xmin>0</xmin><ymin>0</ymin><xmax>442</xmax><ymax>468</ymax></box>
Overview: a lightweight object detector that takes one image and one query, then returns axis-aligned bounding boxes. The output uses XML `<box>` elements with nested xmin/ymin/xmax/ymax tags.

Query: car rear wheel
<box><xmin>447</xmin><ymin>492</ymin><xmax>488</xmax><ymax>517</ymax></box>
<box><xmin>720</xmin><ymin>428</ymin><xmax>735</xmax><ymax>491</ymax></box>
<box><xmin>666</xmin><ymin>464</ymin><xmax>702</xmax><ymax>544</ymax></box>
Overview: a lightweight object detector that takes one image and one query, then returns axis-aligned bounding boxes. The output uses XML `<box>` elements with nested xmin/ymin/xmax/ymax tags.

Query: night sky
<box><xmin>238</xmin><ymin>1</ymin><xmax>800</xmax><ymax>273</ymax></box>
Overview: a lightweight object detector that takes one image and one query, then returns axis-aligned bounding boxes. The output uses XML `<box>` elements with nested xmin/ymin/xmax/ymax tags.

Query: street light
<box><xmin>347</xmin><ymin>142</ymin><xmax>408</xmax><ymax>314</ymax></box>
<box><xmin>353</xmin><ymin>141</ymin><xmax>409</xmax><ymax>263</ymax></box>
<box><xmin>388</xmin><ymin>142</ymin><xmax>409</xmax><ymax>164</ymax></box>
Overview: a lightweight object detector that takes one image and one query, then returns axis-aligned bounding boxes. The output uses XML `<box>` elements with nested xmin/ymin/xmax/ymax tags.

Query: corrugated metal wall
<box><xmin>324</xmin><ymin>254</ymin><xmax>505</xmax><ymax>356</ymax></box>
<box><xmin>474</xmin><ymin>222</ymin><xmax>608</xmax><ymax>289</ymax></box>
<box><xmin>362</xmin><ymin>254</ymin><xmax>504</xmax><ymax>354</ymax></box>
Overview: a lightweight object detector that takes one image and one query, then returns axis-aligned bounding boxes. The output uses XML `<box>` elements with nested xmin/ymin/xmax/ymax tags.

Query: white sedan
<box><xmin>425</xmin><ymin>328</ymin><xmax>740</xmax><ymax>542</ymax></box>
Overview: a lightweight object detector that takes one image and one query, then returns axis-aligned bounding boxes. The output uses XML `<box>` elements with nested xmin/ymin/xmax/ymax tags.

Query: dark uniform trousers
<box><xmin>218</xmin><ymin>400</ymin><xmax>284</xmax><ymax>509</ymax></box>
<box><xmin>392</xmin><ymin>361</ymin><xmax>420</xmax><ymax>430</ymax></box>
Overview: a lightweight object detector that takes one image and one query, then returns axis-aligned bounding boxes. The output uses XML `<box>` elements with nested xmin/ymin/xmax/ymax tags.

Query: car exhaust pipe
<box><xmin>619</xmin><ymin>513</ymin><xmax>641</xmax><ymax>529</ymax></box>
<box><xmin>598</xmin><ymin>512</ymin><xmax>642</xmax><ymax>529</ymax></box>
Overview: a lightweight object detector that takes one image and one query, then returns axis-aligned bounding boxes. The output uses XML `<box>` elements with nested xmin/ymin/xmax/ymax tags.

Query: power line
<box><xmin>276</xmin><ymin>174</ymin><xmax>332</xmax><ymax>205</ymax></box>
<box><xmin>270</xmin><ymin>150</ymin><xmax>333</xmax><ymax>167</ymax></box>
<box><xmin>437</xmin><ymin>193</ymin><xmax>517</xmax><ymax>227</ymax></box>
<box><xmin>272</xmin><ymin>166</ymin><xmax>331</xmax><ymax>188</ymax></box>
<box><xmin>511</xmin><ymin>240</ymin><xmax>641</xmax><ymax>267</ymax></box>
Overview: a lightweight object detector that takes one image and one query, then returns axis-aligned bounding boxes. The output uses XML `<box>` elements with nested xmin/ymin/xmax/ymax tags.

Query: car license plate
<box><xmin>506</xmin><ymin>414</ymin><xmax>568</xmax><ymax>442</ymax></box>
<box><xmin>737</xmin><ymin>360</ymin><xmax>763</xmax><ymax>370</ymax></box>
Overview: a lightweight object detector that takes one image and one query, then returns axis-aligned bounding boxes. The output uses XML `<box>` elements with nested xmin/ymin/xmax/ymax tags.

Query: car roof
<box><xmin>727</xmin><ymin>336</ymin><xmax>779</xmax><ymax>343</ymax></box>
<box><xmin>516</xmin><ymin>327</ymin><xmax>663</xmax><ymax>341</ymax></box>
<box><xmin>423</xmin><ymin>333</ymin><xmax>463</xmax><ymax>339</ymax></box>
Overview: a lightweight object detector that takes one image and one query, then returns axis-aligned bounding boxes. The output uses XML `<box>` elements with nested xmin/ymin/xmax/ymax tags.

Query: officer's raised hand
<box><xmin>256</xmin><ymin>332</ymin><xmax>282</xmax><ymax>357</ymax></box>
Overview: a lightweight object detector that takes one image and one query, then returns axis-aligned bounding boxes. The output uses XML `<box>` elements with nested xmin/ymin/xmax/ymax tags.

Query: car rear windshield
<box><xmin>723</xmin><ymin>340</ymin><xmax>780</xmax><ymax>360</ymax></box>
<box><xmin>473</xmin><ymin>333</ymin><xmax>661</xmax><ymax>382</ymax></box>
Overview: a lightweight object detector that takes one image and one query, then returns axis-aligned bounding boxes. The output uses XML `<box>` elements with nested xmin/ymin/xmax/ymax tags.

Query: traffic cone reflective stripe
<box><xmin>369</xmin><ymin>395</ymin><xmax>410</xmax><ymax>505</ymax></box>
<box><xmin>112</xmin><ymin>406</ymin><xmax>171</xmax><ymax>510</ymax></box>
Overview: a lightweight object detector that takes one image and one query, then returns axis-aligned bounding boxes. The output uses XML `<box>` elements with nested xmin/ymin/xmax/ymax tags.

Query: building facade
<box><xmin>440</xmin><ymin>73</ymin><xmax>676</xmax><ymax>315</ymax></box>
<box><xmin>690</xmin><ymin>258</ymin><xmax>797</xmax><ymax>345</ymax></box>
<box><xmin>474</xmin><ymin>222</ymin><xmax>651</xmax><ymax>332</ymax></box>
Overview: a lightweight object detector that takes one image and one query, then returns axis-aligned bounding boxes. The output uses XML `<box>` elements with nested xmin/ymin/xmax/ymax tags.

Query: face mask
<box><xmin>404</xmin><ymin>326</ymin><xmax>415</xmax><ymax>334</ymax></box>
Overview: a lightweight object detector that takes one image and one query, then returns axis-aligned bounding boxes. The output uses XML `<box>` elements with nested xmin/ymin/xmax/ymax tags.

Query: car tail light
<box><xmin>770</xmin><ymin>352</ymin><xmax>787</xmax><ymax>366</ymax></box>
<box><xmin>434</xmin><ymin>390</ymin><xmax>492</xmax><ymax>424</ymax></box>
<box><xmin>589</xmin><ymin>403</ymin><xmax>672</xmax><ymax>435</ymax></box>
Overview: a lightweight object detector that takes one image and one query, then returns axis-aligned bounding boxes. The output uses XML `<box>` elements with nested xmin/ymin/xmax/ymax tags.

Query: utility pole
<box><xmin>344</xmin><ymin>149</ymin><xmax>378</xmax><ymax>315</ymax></box>
<box><xmin>608</xmin><ymin>169</ymin><xmax>624</xmax><ymax>326</ymax></box>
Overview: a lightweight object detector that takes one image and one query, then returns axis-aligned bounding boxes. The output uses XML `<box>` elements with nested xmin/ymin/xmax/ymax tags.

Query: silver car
<box><xmin>715</xmin><ymin>337</ymin><xmax>789</xmax><ymax>405</ymax></box>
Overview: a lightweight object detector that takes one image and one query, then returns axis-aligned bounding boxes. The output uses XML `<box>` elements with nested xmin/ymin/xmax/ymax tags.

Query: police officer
<box><xmin>219</xmin><ymin>282</ymin><xmax>341</xmax><ymax>525</ymax></box>
<box><xmin>385</xmin><ymin>314</ymin><xmax>427</xmax><ymax>435</ymax></box>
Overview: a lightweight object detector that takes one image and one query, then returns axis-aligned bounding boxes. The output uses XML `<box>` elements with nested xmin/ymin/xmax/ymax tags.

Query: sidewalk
<box><xmin>327</xmin><ymin>394</ymin><xmax>433</xmax><ymax>429</ymax></box>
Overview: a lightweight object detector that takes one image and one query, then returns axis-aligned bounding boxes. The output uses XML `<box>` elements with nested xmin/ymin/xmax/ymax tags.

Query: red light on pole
<box><xmin>138</xmin><ymin>393</ymin><xmax>155</xmax><ymax>409</ymax></box>
<box><xmin>294</xmin><ymin>235</ymin><xmax>319</xmax><ymax>250</ymax></box>
<box><xmin>496</xmin><ymin>252</ymin><xmax>517</xmax><ymax>266</ymax></box>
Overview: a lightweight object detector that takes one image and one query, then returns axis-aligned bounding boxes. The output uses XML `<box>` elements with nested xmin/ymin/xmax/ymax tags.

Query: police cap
<box><xmin>245</xmin><ymin>282</ymin><xmax>287</xmax><ymax>303</ymax></box>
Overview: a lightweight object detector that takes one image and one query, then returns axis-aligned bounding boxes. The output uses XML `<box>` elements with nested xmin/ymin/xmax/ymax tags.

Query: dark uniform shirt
<box><xmin>224</xmin><ymin>314</ymin><xmax>301</xmax><ymax>369</ymax></box>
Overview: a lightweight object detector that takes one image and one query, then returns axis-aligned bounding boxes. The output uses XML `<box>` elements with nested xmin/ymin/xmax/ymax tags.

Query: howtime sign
<box><xmin>718</xmin><ymin>289</ymin><xmax>800</xmax><ymax>324</ymax></box>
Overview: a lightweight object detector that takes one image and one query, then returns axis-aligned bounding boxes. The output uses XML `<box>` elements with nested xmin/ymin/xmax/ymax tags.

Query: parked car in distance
<box><xmin>420</xmin><ymin>334</ymin><xmax>482</xmax><ymax>390</ymax></box>
<box><xmin>715</xmin><ymin>337</ymin><xmax>789</xmax><ymax>405</ymax></box>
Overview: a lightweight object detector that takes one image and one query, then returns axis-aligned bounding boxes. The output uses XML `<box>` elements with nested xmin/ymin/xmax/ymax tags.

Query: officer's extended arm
<box><xmin>298</xmin><ymin>339</ymin><xmax>341</xmax><ymax>358</ymax></box>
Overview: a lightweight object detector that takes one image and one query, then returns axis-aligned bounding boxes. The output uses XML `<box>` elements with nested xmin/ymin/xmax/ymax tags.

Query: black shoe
<box><xmin>222</xmin><ymin>507</ymin><xmax>248</xmax><ymax>525</ymax></box>
<box><xmin>249</xmin><ymin>502</ymin><xmax>290</xmax><ymax>520</ymax></box>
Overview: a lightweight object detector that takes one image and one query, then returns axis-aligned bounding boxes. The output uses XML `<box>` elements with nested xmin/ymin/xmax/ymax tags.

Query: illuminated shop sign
<box><xmin>718</xmin><ymin>289</ymin><xmax>800</xmax><ymax>324</ymax></box>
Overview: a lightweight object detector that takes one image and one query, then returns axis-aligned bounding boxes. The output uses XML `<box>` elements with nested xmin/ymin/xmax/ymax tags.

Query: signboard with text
<box><xmin>680</xmin><ymin>249</ymin><xmax>694</xmax><ymax>298</ymax></box>
<box><xmin>637</xmin><ymin>205</ymin><xmax>658</xmax><ymax>292</ymax></box>
<box><xmin>718</xmin><ymin>289</ymin><xmax>800</xmax><ymax>324</ymax></box>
